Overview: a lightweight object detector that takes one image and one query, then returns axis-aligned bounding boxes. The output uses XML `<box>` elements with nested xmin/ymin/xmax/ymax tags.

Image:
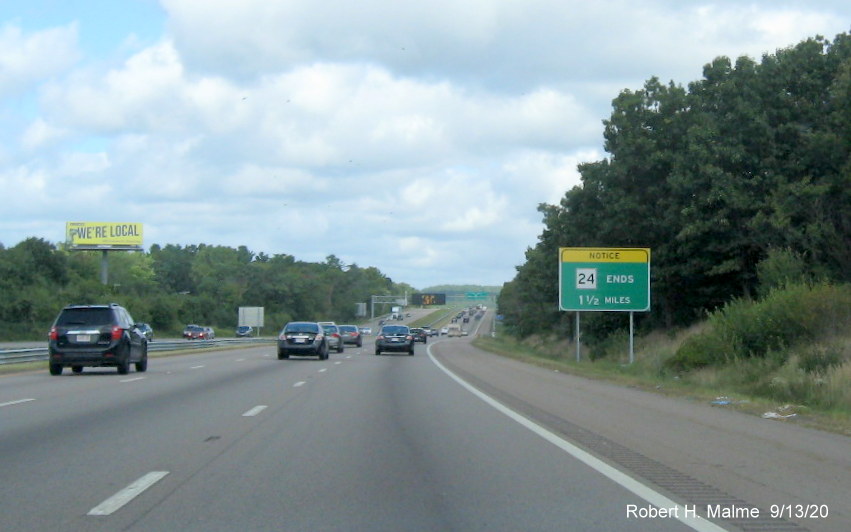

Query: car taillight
<box><xmin>49</xmin><ymin>327</ymin><xmax>58</xmax><ymax>340</ymax></box>
<box><xmin>406</xmin><ymin>335</ymin><xmax>413</xmax><ymax>340</ymax></box>
<box><xmin>332</xmin><ymin>333</ymin><xmax>340</xmax><ymax>338</ymax></box>
<box><xmin>111</xmin><ymin>325</ymin><xmax>122</xmax><ymax>340</ymax></box>
<box><xmin>377</xmin><ymin>335</ymin><xmax>385</xmax><ymax>340</ymax></box>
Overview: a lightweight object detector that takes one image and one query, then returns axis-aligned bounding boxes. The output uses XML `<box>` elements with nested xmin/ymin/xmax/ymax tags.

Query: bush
<box><xmin>666</xmin><ymin>332</ymin><xmax>728</xmax><ymax>371</ymax></box>
<box><xmin>756</xmin><ymin>247</ymin><xmax>810</xmax><ymax>297</ymax></box>
<box><xmin>668</xmin><ymin>282</ymin><xmax>851</xmax><ymax>371</ymax></box>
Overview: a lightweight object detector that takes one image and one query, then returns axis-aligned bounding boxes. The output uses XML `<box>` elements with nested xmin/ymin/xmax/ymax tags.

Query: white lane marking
<box><xmin>427</xmin><ymin>347</ymin><xmax>728</xmax><ymax>532</ymax></box>
<box><xmin>0</xmin><ymin>398</ymin><xmax>36</xmax><ymax>408</ymax></box>
<box><xmin>318</xmin><ymin>368</ymin><xmax>328</xmax><ymax>373</ymax></box>
<box><xmin>235</xmin><ymin>358</ymin><xmax>246</xmax><ymax>362</ymax></box>
<box><xmin>242</xmin><ymin>405</ymin><xmax>268</xmax><ymax>417</ymax></box>
<box><xmin>190</xmin><ymin>365</ymin><xmax>205</xmax><ymax>369</ymax></box>
<box><xmin>120</xmin><ymin>377</ymin><xmax>145</xmax><ymax>383</ymax></box>
<box><xmin>334</xmin><ymin>361</ymin><xmax>342</xmax><ymax>365</ymax></box>
<box><xmin>294</xmin><ymin>381</ymin><xmax>306</xmax><ymax>387</ymax></box>
<box><xmin>345</xmin><ymin>355</ymin><xmax>352</xmax><ymax>359</ymax></box>
<box><xmin>87</xmin><ymin>471</ymin><xmax>169</xmax><ymax>516</ymax></box>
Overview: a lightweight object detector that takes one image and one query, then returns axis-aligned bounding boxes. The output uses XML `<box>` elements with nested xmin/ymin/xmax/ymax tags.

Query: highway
<box><xmin>1</xmin><ymin>311</ymin><xmax>848</xmax><ymax>531</ymax></box>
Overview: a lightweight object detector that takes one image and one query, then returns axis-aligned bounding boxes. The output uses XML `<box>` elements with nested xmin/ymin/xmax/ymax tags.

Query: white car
<box><xmin>440</xmin><ymin>327</ymin><xmax>449</xmax><ymax>335</ymax></box>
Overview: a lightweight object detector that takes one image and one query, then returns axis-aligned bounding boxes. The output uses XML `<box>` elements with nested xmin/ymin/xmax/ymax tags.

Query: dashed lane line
<box><xmin>242</xmin><ymin>405</ymin><xmax>268</xmax><ymax>417</ymax></box>
<box><xmin>87</xmin><ymin>471</ymin><xmax>169</xmax><ymax>516</ymax></box>
<box><xmin>0</xmin><ymin>398</ymin><xmax>36</xmax><ymax>408</ymax></box>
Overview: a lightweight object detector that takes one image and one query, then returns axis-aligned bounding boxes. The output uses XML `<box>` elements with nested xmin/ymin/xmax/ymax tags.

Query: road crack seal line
<box><xmin>433</xmin><ymin>353</ymin><xmax>805</xmax><ymax>532</ymax></box>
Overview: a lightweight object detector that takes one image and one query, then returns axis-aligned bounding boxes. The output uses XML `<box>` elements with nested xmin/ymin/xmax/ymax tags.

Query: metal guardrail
<box><xmin>0</xmin><ymin>337</ymin><xmax>275</xmax><ymax>366</ymax></box>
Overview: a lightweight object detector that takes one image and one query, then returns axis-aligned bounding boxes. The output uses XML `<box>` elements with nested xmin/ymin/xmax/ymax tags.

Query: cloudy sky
<box><xmin>1</xmin><ymin>1</ymin><xmax>849</xmax><ymax>289</ymax></box>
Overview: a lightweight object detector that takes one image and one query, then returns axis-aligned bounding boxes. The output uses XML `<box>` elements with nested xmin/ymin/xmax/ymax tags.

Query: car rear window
<box><xmin>56</xmin><ymin>308</ymin><xmax>113</xmax><ymax>326</ymax></box>
<box><xmin>286</xmin><ymin>323</ymin><xmax>319</xmax><ymax>333</ymax></box>
<box><xmin>382</xmin><ymin>326</ymin><xmax>408</xmax><ymax>335</ymax></box>
<box><xmin>339</xmin><ymin>325</ymin><xmax>357</xmax><ymax>332</ymax></box>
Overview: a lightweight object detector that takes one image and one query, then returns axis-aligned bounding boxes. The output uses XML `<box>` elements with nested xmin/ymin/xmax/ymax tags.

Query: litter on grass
<box><xmin>762</xmin><ymin>404</ymin><xmax>798</xmax><ymax>419</ymax></box>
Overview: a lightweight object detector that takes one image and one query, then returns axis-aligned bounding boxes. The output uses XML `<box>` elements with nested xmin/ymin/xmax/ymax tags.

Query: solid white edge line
<box><xmin>427</xmin><ymin>346</ymin><xmax>728</xmax><ymax>532</ymax></box>
<box><xmin>87</xmin><ymin>471</ymin><xmax>169</xmax><ymax>516</ymax></box>
<box><xmin>0</xmin><ymin>398</ymin><xmax>36</xmax><ymax>408</ymax></box>
<box><xmin>119</xmin><ymin>377</ymin><xmax>145</xmax><ymax>383</ymax></box>
<box><xmin>242</xmin><ymin>405</ymin><xmax>268</xmax><ymax>417</ymax></box>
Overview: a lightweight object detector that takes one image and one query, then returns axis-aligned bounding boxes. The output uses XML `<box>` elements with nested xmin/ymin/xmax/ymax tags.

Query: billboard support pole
<box><xmin>101</xmin><ymin>250</ymin><xmax>109</xmax><ymax>285</ymax></box>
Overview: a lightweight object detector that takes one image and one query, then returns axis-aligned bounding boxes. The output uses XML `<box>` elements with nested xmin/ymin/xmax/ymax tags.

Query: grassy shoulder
<box><xmin>472</xmin><ymin>323</ymin><xmax>851</xmax><ymax>437</ymax></box>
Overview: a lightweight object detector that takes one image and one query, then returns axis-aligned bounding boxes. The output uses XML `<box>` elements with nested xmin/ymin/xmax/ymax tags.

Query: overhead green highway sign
<box><xmin>559</xmin><ymin>248</ymin><xmax>650</xmax><ymax>312</ymax></box>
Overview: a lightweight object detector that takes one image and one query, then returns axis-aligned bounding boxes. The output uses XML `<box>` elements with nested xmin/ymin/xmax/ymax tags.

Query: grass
<box><xmin>472</xmin><ymin>322</ymin><xmax>851</xmax><ymax>436</ymax></box>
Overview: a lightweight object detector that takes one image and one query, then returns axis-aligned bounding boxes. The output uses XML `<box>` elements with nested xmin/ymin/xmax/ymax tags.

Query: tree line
<box><xmin>0</xmin><ymin>239</ymin><xmax>415</xmax><ymax>339</ymax></box>
<box><xmin>499</xmin><ymin>32</ymin><xmax>851</xmax><ymax>340</ymax></box>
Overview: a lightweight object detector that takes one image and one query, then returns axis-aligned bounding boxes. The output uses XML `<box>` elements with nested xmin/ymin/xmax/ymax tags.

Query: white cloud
<box><xmin>3</xmin><ymin>1</ymin><xmax>850</xmax><ymax>286</ymax></box>
<box><xmin>0</xmin><ymin>22</ymin><xmax>80</xmax><ymax>98</ymax></box>
<box><xmin>21</xmin><ymin>118</ymin><xmax>67</xmax><ymax>150</ymax></box>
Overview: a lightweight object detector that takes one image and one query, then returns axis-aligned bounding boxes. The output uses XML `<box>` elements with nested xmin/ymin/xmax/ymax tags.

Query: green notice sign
<box><xmin>559</xmin><ymin>248</ymin><xmax>650</xmax><ymax>312</ymax></box>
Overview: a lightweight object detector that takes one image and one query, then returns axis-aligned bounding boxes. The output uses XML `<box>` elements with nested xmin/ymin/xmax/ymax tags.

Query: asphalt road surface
<box><xmin>1</xmin><ymin>312</ymin><xmax>848</xmax><ymax>531</ymax></box>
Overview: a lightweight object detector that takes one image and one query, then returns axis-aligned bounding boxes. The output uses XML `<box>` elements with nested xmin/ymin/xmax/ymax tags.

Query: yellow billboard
<box><xmin>66</xmin><ymin>222</ymin><xmax>144</xmax><ymax>249</ymax></box>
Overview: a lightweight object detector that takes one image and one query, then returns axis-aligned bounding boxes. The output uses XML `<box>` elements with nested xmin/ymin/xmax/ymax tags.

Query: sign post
<box><xmin>559</xmin><ymin>248</ymin><xmax>650</xmax><ymax>363</ymax></box>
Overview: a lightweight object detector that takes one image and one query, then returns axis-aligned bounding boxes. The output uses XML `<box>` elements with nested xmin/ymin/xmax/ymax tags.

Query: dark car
<box><xmin>184</xmin><ymin>325</ymin><xmax>214</xmax><ymax>340</ymax></box>
<box><xmin>410</xmin><ymin>327</ymin><xmax>428</xmax><ymax>343</ymax></box>
<box><xmin>183</xmin><ymin>324</ymin><xmax>201</xmax><ymax>339</ymax></box>
<box><xmin>235</xmin><ymin>325</ymin><xmax>253</xmax><ymax>337</ymax></box>
<box><xmin>47</xmin><ymin>303</ymin><xmax>148</xmax><ymax>375</ymax></box>
<box><xmin>338</xmin><ymin>324</ymin><xmax>362</xmax><ymax>347</ymax></box>
<box><xmin>277</xmin><ymin>321</ymin><xmax>328</xmax><ymax>360</ymax></box>
<box><xmin>138</xmin><ymin>323</ymin><xmax>154</xmax><ymax>341</ymax></box>
<box><xmin>375</xmin><ymin>325</ymin><xmax>415</xmax><ymax>356</ymax></box>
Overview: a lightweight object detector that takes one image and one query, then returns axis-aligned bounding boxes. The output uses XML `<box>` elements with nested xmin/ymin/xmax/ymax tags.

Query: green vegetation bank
<box><xmin>497</xmin><ymin>32</ymin><xmax>851</xmax><ymax>423</ymax></box>
<box><xmin>0</xmin><ymin>241</ymin><xmax>415</xmax><ymax>339</ymax></box>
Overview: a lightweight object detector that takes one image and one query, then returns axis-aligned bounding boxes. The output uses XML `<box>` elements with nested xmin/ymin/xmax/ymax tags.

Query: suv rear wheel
<box><xmin>135</xmin><ymin>348</ymin><xmax>148</xmax><ymax>372</ymax></box>
<box><xmin>116</xmin><ymin>344</ymin><xmax>131</xmax><ymax>375</ymax></box>
<box><xmin>49</xmin><ymin>363</ymin><xmax>63</xmax><ymax>376</ymax></box>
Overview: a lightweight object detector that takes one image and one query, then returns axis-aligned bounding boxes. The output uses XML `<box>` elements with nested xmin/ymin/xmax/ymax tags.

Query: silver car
<box><xmin>318</xmin><ymin>321</ymin><xmax>344</xmax><ymax>353</ymax></box>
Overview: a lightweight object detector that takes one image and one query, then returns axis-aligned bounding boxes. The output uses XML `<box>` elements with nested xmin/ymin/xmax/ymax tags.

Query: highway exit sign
<box><xmin>559</xmin><ymin>248</ymin><xmax>650</xmax><ymax>312</ymax></box>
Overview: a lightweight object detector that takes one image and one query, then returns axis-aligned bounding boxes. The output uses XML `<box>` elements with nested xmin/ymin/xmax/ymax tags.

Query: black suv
<box><xmin>48</xmin><ymin>303</ymin><xmax>149</xmax><ymax>375</ymax></box>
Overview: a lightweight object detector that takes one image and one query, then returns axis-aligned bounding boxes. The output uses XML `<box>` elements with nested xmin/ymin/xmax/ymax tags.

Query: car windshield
<box><xmin>285</xmin><ymin>323</ymin><xmax>318</xmax><ymax>334</ymax></box>
<box><xmin>382</xmin><ymin>326</ymin><xmax>408</xmax><ymax>335</ymax></box>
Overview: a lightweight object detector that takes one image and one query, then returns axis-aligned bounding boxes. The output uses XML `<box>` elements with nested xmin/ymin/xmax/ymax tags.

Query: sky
<box><xmin>1</xmin><ymin>1</ymin><xmax>849</xmax><ymax>290</ymax></box>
